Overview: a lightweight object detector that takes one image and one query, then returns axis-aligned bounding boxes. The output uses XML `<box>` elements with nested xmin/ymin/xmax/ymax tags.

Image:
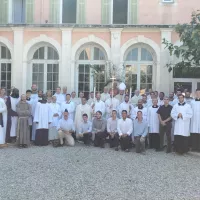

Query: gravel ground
<box><xmin>0</xmin><ymin>143</ymin><xmax>200</xmax><ymax>200</ymax></box>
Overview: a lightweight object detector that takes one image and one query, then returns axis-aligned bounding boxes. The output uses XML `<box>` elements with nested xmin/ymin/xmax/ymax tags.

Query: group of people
<box><xmin>0</xmin><ymin>82</ymin><xmax>199</xmax><ymax>155</ymax></box>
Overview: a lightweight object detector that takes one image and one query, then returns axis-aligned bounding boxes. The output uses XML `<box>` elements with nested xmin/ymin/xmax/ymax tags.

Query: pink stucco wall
<box><xmin>72</xmin><ymin>31</ymin><xmax>111</xmax><ymax>46</ymax></box>
<box><xmin>0</xmin><ymin>31</ymin><xmax>13</xmax><ymax>44</ymax></box>
<box><xmin>86</xmin><ymin>0</ymin><xmax>101</xmax><ymax>24</ymax></box>
<box><xmin>34</xmin><ymin>0</ymin><xmax>50</xmax><ymax>24</ymax></box>
<box><xmin>139</xmin><ymin>0</ymin><xmax>199</xmax><ymax>25</ymax></box>
<box><xmin>23</xmin><ymin>30</ymin><xmax>62</xmax><ymax>45</ymax></box>
<box><xmin>121</xmin><ymin>32</ymin><xmax>161</xmax><ymax>47</ymax></box>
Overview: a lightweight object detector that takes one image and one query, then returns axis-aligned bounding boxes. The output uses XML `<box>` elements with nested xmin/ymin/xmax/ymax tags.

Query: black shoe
<box><xmin>19</xmin><ymin>145</ymin><xmax>23</xmax><ymax>149</ymax></box>
<box><xmin>155</xmin><ymin>148</ymin><xmax>162</xmax><ymax>152</ymax></box>
<box><xmin>115</xmin><ymin>147</ymin><xmax>119</xmax><ymax>151</ymax></box>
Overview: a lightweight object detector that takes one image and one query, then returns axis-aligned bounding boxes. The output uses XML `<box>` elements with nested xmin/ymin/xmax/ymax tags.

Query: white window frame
<box><xmin>75</xmin><ymin>45</ymin><xmax>107</xmax><ymax>93</ymax></box>
<box><xmin>124</xmin><ymin>45</ymin><xmax>155</xmax><ymax>90</ymax></box>
<box><xmin>30</xmin><ymin>46</ymin><xmax>59</xmax><ymax>92</ymax></box>
<box><xmin>0</xmin><ymin>44</ymin><xmax>12</xmax><ymax>92</ymax></box>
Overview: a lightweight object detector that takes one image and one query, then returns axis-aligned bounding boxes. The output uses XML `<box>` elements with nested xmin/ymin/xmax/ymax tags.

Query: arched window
<box><xmin>125</xmin><ymin>45</ymin><xmax>154</xmax><ymax>91</ymax></box>
<box><xmin>0</xmin><ymin>44</ymin><xmax>11</xmax><ymax>94</ymax></box>
<box><xmin>31</xmin><ymin>46</ymin><xmax>59</xmax><ymax>93</ymax></box>
<box><xmin>77</xmin><ymin>45</ymin><xmax>106</xmax><ymax>95</ymax></box>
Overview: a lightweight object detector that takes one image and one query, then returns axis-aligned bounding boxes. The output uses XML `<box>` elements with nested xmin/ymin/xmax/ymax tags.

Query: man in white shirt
<box><xmin>87</xmin><ymin>91</ymin><xmax>95</xmax><ymax>106</ymax></box>
<box><xmin>54</xmin><ymin>87</ymin><xmax>65</xmax><ymax>106</ymax></box>
<box><xmin>117</xmin><ymin>110</ymin><xmax>133</xmax><ymax>152</ymax></box>
<box><xmin>107</xmin><ymin>110</ymin><xmax>119</xmax><ymax>151</ymax></box>
<box><xmin>101</xmin><ymin>87</ymin><xmax>110</xmax><ymax>102</ymax></box>
<box><xmin>148</xmin><ymin>99</ymin><xmax>160</xmax><ymax>150</ymax></box>
<box><xmin>57</xmin><ymin>109</ymin><xmax>75</xmax><ymax>147</ymax></box>
<box><xmin>91</xmin><ymin>92</ymin><xmax>105</xmax><ymax>117</ymax></box>
<box><xmin>158</xmin><ymin>92</ymin><xmax>165</xmax><ymax>106</ymax></box>
<box><xmin>171</xmin><ymin>94</ymin><xmax>193</xmax><ymax>154</ymax></box>
<box><xmin>147</xmin><ymin>92</ymin><xmax>156</xmax><ymax>107</ymax></box>
<box><xmin>190</xmin><ymin>88</ymin><xmax>200</xmax><ymax>152</ymax></box>
<box><xmin>118</xmin><ymin>95</ymin><xmax>132</xmax><ymax>119</ymax></box>
<box><xmin>105</xmin><ymin>90</ymin><xmax>120</xmax><ymax>119</ymax></box>
<box><xmin>61</xmin><ymin>94</ymin><xmax>75</xmax><ymax>120</ymax></box>
<box><xmin>77</xmin><ymin>114</ymin><xmax>92</xmax><ymax>145</ymax></box>
<box><xmin>48</xmin><ymin>96</ymin><xmax>61</xmax><ymax>141</ymax></box>
<box><xmin>71</xmin><ymin>91</ymin><xmax>81</xmax><ymax>107</ymax></box>
<box><xmin>62</xmin><ymin>86</ymin><xmax>67</xmax><ymax>98</ymax></box>
<box><xmin>131</xmin><ymin>99</ymin><xmax>147</xmax><ymax>121</ymax></box>
<box><xmin>172</xmin><ymin>89</ymin><xmax>182</xmax><ymax>105</ymax></box>
<box><xmin>142</xmin><ymin>95</ymin><xmax>148</xmax><ymax>108</ymax></box>
<box><xmin>131</xmin><ymin>90</ymin><xmax>142</xmax><ymax>107</ymax></box>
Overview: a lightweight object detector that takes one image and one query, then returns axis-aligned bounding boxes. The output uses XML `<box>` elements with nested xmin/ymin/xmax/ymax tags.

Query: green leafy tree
<box><xmin>163</xmin><ymin>11</ymin><xmax>200</xmax><ymax>72</ymax></box>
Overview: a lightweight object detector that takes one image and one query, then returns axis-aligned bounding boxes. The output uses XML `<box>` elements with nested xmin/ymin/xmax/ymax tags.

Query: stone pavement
<box><xmin>0</xmin><ymin>144</ymin><xmax>200</xmax><ymax>200</ymax></box>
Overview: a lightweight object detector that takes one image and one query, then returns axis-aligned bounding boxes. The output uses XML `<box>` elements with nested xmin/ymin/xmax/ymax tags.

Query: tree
<box><xmin>163</xmin><ymin>11</ymin><xmax>200</xmax><ymax>72</ymax></box>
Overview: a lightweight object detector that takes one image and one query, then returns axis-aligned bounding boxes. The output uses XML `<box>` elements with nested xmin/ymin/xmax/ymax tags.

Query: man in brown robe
<box><xmin>16</xmin><ymin>94</ymin><xmax>32</xmax><ymax>148</ymax></box>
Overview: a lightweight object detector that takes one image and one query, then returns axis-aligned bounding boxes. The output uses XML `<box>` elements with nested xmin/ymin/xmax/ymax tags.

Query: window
<box><xmin>13</xmin><ymin>0</ymin><xmax>25</xmax><ymax>23</ymax></box>
<box><xmin>50</xmin><ymin>0</ymin><xmax>60</xmax><ymax>23</ymax></box>
<box><xmin>31</xmin><ymin>46</ymin><xmax>59</xmax><ymax>93</ymax></box>
<box><xmin>26</xmin><ymin>0</ymin><xmax>34</xmax><ymax>23</ymax></box>
<box><xmin>77</xmin><ymin>46</ymin><xmax>106</xmax><ymax>94</ymax></box>
<box><xmin>173</xmin><ymin>67</ymin><xmax>200</xmax><ymax>78</ymax></box>
<box><xmin>113</xmin><ymin>0</ymin><xmax>128</xmax><ymax>24</ymax></box>
<box><xmin>62</xmin><ymin>0</ymin><xmax>77</xmax><ymax>23</ymax></box>
<box><xmin>102</xmin><ymin>0</ymin><xmax>138</xmax><ymax>25</ymax></box>
<box><xmin>0</xmin><ymin>0</ymin><xmax>9</xmax><ymax>24</ymax></box>
<box><xmin>0</xmin><ymin>44</ymin><xmax>11</xmax><ymax>94</ymax></box>
<box><xmin>125</xmin><ymin>45</ymin><xmax>154</xmax><ymax>91</ymax></box>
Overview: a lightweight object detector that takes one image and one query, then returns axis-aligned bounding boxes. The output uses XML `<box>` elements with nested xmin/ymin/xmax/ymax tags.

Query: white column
<box><xmin>60</xmin><ymin>28</ymin><xmax>73</xmax><ymax>92</ymax></box>
<box><xmin>110</xmin><ymin>28</ymin><xmax>123</xmax><ymax>69</ymax></box>
<box><xmin>12</xmin><ymin>28</ymin><xmax>24</xmax><ymax>94</ymax></box>
<box><xmin>160</xmin><ymin>28</ymin><xmax>173</xmax><ymax>94</ymax></box>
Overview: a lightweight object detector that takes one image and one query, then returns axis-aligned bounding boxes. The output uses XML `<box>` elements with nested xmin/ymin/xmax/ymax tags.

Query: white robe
<box><xmin>190</xmin><ymin>100</ymin><xmax>200</xmax><ymax>133</ymax></box>
<box><xmin>105</xmin><ymin>98</ymin><xmax>120</xmax><ymax>119</ymax></box>
<box><xmin>34</xmin><ymin>102</ymin><xmax>53</xmax><ymax>129</ymax></box>
<box><xmin>74</xmin><ymin>103</ymin><xmax>92</xmax><ymax>132</ymax></box>
<box><xmin>93</xmin><ymin>100</ymin><xmax>105</xmax><ymax>116</ymax></box>
<box><xmin>115</xmin><ymin>94</ymin><xmax>124</xmax><ymax>104</ymax></box>
<box><xmin>118</xmin><ymin>101</ymin><xmax>132</xmax><ymax>118</ymax></box>
<box><xmin>71</xmin><ymin>97</ymin><xmax>81</xmax><ymax>108</ymax></box>
<box><xmin>131</xmin><ymin>106</ymin><xmax>147</xmax><ymax>121</ymax></box>
<box><xmin>0</xmin><ymin>99</ymin><xmax>7</xmax><ymax>144</ymax></box>
<box><xmin>171</xmin><ymin>103</ymin><xmax>193</xmax><ymax>136</ymax></box>
<box><xmin>101</xmin><ymin>93</ymin><xmax>110</xmax><ymax>102</ymax></box>
<box><xmin>61</xmin><ymin>101</ymin><xmax>75</xmax><ymax>120</ymax></box>
<box><xmin>48</xmin><ymin>103</ymin><xmax>61</xmax><ymax>140</ymax></box>
<box><xmin>147</xmin><ymin>106</ymin><xmax>159</xmax><ymax>133</ymax></box>
<box><xmin>49</xmin><ymin>103</ymin><xmax>61</xmax><ymax>127</ymax></box>
<box><xmin>10</xmin><ymin>97</ymin><xmax>20</xmax><ymax>137</ymax></box>
<box><xmin>54</xmin><ymin>93</ymin><xmax>65</xmax><ymax>105</ymax></box>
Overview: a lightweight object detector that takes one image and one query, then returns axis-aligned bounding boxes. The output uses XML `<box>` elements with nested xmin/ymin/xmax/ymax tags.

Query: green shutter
<box><xmin>26</xmin><ymin>0</ymin><xmax>34</xmax><ymax>23</ymax></box>
<box><xmin>0</xmin><ymin>0</ymin><xmax>8</xmax><ymax>24</ymax></box>
<box><xmin>50</xmin><ymin>0</ymin><xmax>60</xmax><ymax>23</ymax></box>
<box><xmin>129</xmin><ymin>0</ymin><xmax>138</xmax><ymax>24</ymax></box>
<box><xmin>101</xmin><ymin>0</ymin><xmax>110</xmax><ymax>24</ymax></box>
<box><xmin>77</xmin><ymin>0</ymin><xmax>85</xmax><ymax>24</ymax></box>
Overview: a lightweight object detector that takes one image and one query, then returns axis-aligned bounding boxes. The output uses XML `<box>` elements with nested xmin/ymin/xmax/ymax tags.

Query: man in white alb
<box><xmin>61</xmin><ymin>94</ymin><xmax>75</xmax><ymax>120</ymax></box>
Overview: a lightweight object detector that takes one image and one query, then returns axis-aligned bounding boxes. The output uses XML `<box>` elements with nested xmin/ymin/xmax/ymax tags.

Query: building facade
<box><xmin>0</xmin><ymin>0</ymin><xmax>199</xmax><ymax>96</ymax></box>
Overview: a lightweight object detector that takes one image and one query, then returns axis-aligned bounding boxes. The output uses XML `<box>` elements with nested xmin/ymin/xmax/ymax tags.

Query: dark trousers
<box><xmin>120</xmin><ymin>135</ymin><xmax>131</xmax><ymax>150</ymax></box>
<box><xmin>160</xmin><ymin>123</ymin><xmax>172</xmax><ymax>151</ymax></box>
<box><xmin>83</xmin><ymin>132</ymin><xmax>92</xmax><ymax>145</ymax></box>
<box><xmin>94</xmin><ymin>132</ymin><xmax>108</xmax><ymax>147</ymax></box>
<box><xmin>174</xmin><ymin>135</ymin><xmax>189</xmax><ymax>154</ymax></box>
<box><xmin>191</xmin><ymin>133</ymin><xmax>200</xmax><ymax>151</ymax></box>
<box><xmin>109</xmin><ymin>133</ymin><xmax>119</xmax><ymax>148</ymax></box>
<box><xmin>135</xmin><ymin>136</ymin><xmax>145</xmax><ymax>153</ymax></box>
<box><xmin>149</xmin><ymin>133</ymin><xmax>160</xmax><ymax>150</ymax></box>
<box><xmin>30</xmin><ymin>125</ymin><xmax>32</xmax><ymax>141</ymax></box>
